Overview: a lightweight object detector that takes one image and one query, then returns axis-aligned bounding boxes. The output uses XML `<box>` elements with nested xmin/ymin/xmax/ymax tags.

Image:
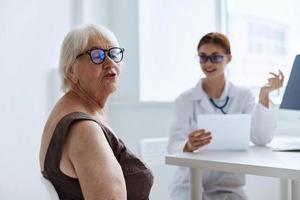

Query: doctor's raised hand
<box><xmin>259</xmin><ymin>70</ymin><xmax>284</xmax><ymax>107</ymax></box>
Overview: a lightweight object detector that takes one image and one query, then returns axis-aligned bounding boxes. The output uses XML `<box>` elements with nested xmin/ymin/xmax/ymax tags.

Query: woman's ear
<box><xmin>66</xmin><ymin>66</ymin><xmax>78</xmax><ymax>84</ymax></box>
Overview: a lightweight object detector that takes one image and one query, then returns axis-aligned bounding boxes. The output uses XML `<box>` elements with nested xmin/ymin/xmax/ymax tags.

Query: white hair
<box><xmin>58</xmin><ymin>24</ymin><xmax>118</xmax><ymax>92</ymax></box>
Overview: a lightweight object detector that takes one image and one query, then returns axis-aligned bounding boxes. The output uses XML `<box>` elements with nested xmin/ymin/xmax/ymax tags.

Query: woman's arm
<box><xmin>247</xmin><ymin>70</ymin><xmax>284</xmax><ymax>146</ymax></box>
<box><xmin>242</xmin><ymin>88</ymin><xmax>276</xmax><ymax>146</ymax></box>
<box><xmin>66</xmin><ymin>120</ymin><xmax>127</xmax><ymax>200</ymax></box>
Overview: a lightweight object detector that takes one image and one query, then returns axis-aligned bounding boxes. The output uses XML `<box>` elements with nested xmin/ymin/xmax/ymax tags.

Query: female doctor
<box><xmin>167</xmin><ymin>32</ymin><xmax>284</xmax><ymax>200</ymax></box>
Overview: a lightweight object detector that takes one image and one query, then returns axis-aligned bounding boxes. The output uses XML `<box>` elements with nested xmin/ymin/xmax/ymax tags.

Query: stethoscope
<box><xmin>209</xmin><ymin>96</ymin><xmax>230</xmax><ymax>114</ymax></box>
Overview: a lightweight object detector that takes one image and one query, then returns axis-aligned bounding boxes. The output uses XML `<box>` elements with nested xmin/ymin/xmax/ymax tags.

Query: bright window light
<box><xmin>138</xmin><ymin>0</ymin><xmax>300</xmax><ymax>102</ymax></box>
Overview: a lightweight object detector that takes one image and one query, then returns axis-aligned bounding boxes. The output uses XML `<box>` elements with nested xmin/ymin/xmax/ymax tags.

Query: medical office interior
<box><xmin>1</xmin><ymin>0</ymin><xmax>300</xmax><ymax>199</ymax></box>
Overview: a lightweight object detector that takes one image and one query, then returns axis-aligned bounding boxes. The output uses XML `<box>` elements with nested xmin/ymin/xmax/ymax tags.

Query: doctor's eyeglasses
<box><xmin>197</xmin><ymin>54</ymin><xmax>226</xmax><ymax>64</ymax></box>
<box><xmin>76</xmin><ymin>47</ymin><xmax>125</xmax><ymax>64</ymax></box>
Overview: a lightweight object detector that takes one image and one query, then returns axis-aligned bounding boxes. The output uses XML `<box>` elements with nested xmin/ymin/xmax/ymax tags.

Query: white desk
<box><xmin>165</xmin><ymin>145</ymin><xmax>300</xmax><ymax>200</ymax></box>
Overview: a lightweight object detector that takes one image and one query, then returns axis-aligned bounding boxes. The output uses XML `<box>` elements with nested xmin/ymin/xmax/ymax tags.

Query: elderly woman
<box><xmin>39</xmin><ymin>24</ymin><xmax>153</xmax><ymax>200</ymax></box>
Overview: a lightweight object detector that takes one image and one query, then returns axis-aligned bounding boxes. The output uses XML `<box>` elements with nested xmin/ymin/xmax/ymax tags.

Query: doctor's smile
<box><xmin>202</xmin><ymin>68</ymin><xmax>217</xmax><ymax>74</ymax></box>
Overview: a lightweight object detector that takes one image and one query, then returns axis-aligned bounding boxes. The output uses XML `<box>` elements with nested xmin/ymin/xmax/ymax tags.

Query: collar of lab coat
<box><xmin>188</xmin><ymin>78</ymin><xmax>235</xmax><ymax>101</ymax></box>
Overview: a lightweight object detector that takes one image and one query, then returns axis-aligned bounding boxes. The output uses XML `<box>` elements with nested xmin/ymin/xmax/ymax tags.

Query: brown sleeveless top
<box><xmin>42</xmin><ymin>112</ymin><xmax>153</xmax><ymax>200</ymax></box>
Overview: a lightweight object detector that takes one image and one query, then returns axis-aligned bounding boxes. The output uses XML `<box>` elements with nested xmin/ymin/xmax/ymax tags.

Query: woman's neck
<box><xmin>203</xmin><ymin>76</ymin><xmax>225</xmax><ymax>99</ymax></box>
<box><xmin>69</xmin><ymin>83</ymin><xmax>107</xmax><ymax>114</ymax></box>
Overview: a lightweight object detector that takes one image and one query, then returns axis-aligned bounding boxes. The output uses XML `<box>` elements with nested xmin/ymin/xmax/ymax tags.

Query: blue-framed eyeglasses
<box><xmin>197</xmin><ymin>54</ymin><xmax>225</xmax><ymax>64</ymax></box>
<box><xmin>76</xmin><ymin>47</ymin><xmax>125</xmax><ymax>64</ymax></box>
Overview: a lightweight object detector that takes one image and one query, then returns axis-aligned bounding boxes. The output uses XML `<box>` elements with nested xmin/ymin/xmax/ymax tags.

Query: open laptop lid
<box><xmin>280</xmin><ymin>55</ymin><xmax>300</xmax><ymax>110</ymax></box>
<box><xmin>277</xmin><ymin>55</ymin><xmax>300</xmax><ymax>125</ymax></box>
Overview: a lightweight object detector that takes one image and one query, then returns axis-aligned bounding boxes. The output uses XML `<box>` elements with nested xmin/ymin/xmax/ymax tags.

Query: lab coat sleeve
<box><xmin>167</xmin><ymin>96</ymin><xmax>192</xmax><ymax>154</ymax></box>
<box><xmin>251</xmin><ymin>102</ymin><xmax>277</xmax><ymax>145</ymax></box>
<box><xmin>244</xmin><ymin>92</ymin><xmax>277</xmax><ymax>146</ymax></box>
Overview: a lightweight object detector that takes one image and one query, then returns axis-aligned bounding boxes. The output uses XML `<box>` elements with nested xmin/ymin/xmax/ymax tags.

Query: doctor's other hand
<box><xmin>183</xmin><ymin>129</ymin><xmax>212</xmax><ymax>152</ymax></box>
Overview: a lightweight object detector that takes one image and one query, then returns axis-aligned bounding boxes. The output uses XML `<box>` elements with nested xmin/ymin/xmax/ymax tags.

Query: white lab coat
<box><xmin>167</xmin><ymin>79</ymin><xmax>277</xmax><ymax>200</ymax></box>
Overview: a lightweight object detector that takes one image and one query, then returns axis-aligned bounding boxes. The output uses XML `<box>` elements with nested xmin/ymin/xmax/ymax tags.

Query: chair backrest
<box><xmin>139</xmin><ymin>137</ymin><xmax>169</xmax><ymax>167</ymax></box>
<box><xmin>40</xmin><ymin>176</ymin><xmax>59</xmax><ymax>200</ymax></box>
<box><xmin>139</xmin><ymin>137</ymin><xmax>174</xmax><ymax>200</ymax></box>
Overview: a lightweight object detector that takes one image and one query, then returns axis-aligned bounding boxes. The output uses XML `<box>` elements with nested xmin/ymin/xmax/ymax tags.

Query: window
<box><xmin>139</xmin><ymin>0</ymin><xmax>218</xmax><ymax>101</ymax></box>
<box><xmin>138</xmin><ymin>0</ymin><xmax>300</xmax><ymax>102</ymax></box>
<box><xmin>227</xmin><ymin>0</ymin><xmax>300</xmax><ymax>97</ymax></box>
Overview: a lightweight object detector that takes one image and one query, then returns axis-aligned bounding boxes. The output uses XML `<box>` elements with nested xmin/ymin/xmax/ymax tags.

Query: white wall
<box><xmin>107</xmin><ymin>102</ymin><xmax>174</xmax><ymax>152</ymax></box>
<box><xmin>138</xmin><ymin>0</ymin><xmax>217</xmax><ymax>101</ymax></box>
<box><xmin>0</xmin><ymin>0</ymin><xmax>71</xmax><ymax>199</ymax></box>
<box><xmin>110</xmin><ymin>0</ymin><xmax>140</xmax><ymax>102</ymax></box>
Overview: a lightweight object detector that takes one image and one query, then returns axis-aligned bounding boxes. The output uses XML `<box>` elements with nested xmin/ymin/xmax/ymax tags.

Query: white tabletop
<box><xmin>166</xmin><ymin>145</ymin><xmax>300</xmax><ymax>180</ymax></box>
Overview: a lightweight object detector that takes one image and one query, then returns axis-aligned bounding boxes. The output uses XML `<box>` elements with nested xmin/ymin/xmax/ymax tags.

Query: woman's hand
<box><xmin>259</xmin><ymin>70</ymin><xmax>284</xmax><ymax>108</ymax></box>
<box><xmin>184</xmin><ymin>129</ymin><xmax>212</xmax><ymax>152</ymax></box>
<box><xmin>261</xmin><ymin>70</ymin><xmax>284</xmax><ymax>94</ymax></box>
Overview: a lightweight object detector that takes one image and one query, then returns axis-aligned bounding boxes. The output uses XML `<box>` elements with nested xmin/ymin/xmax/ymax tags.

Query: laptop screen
<box><xmin>280</xmin><ymin>55</ymin><xmax>300</xmax><ymax>110</ymax></box>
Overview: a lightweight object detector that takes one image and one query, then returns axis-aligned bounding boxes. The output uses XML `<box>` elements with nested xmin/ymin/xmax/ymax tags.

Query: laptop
<box><xmin>271</xmin><ymin>55</ymin><xmax>300</xmax><ymax>151</ymax></box>
<box><xmin>197</xmin><ymin>114</ymin><xmax>251</xmax><ymax>150</ymax></box>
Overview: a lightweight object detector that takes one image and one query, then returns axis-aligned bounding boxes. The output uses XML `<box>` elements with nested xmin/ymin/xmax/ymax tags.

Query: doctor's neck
<box><xmin>203</xmin><ymin>76</ymin><xmax>225</xmax><ymax>99</ymax></box>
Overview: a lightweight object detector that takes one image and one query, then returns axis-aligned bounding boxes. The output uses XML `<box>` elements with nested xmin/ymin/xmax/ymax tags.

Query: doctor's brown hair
<box><xmin>197</xmin><ymin>32</ymin><xmax>231</xmax><ymax>55</ymax></box>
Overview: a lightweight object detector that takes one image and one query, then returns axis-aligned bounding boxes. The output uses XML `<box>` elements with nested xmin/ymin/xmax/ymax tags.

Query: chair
<box><xmin>40</xmin><ymin>175</ymin><xmax>59</xmax><ymax>200</ymax></box>
<box><xmin>140</xmin><ymin>137</ymin><xmax>175</xmax><ymax>200</ymax></box>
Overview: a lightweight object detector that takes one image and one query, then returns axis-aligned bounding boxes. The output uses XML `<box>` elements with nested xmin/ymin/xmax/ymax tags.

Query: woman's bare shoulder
<box><xmin>40</xmin><ymin>94</ymin><xmax>89</xmax><ymax>170</ymax></box>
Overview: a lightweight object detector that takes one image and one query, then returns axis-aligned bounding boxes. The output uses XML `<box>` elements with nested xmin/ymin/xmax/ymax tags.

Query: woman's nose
<box><xmin>202</xmin><ymin>59</ymin><xmax>213</xmax><ymax>67</ymax></box>
<box><xmin>103</xmin><ymin>56</ymin><xmax>118</xmax><ymax>69</ymax></box>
